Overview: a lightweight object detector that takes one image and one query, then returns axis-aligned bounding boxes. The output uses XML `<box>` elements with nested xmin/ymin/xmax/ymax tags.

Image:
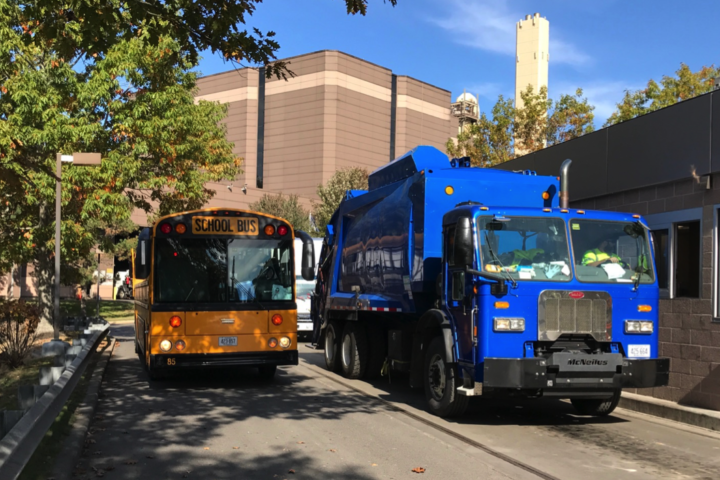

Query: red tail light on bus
<box><xmin>169</xmin><ymin>316</ymin><xmax>182</xmax><ymax>328</ymax></box>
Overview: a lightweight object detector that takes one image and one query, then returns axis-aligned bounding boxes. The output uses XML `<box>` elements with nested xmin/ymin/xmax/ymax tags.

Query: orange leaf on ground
<box><xmin>329</xmin><ymin>449</ymin><xmax>336</xmax><ymax>452</ymax></box>
<box><xmin>203</xmin><ymin>447</ymin><xmax>210</xmax><ymax>450</ymax></box>
<box><xmin>232</xmin><ymin>447</ymin><xmax>239</xmax><ymax>450</ymax></box>
<box><xmin>297</xmin><ymin>441</ymin><xmax>305</xmax><ymax>444</ymax></box>
<box><xmin>288</xmin><ymin>469</ymin><xmax>295</xmax><ymax>474</ymax></box>
<box><xmin>411</xmin><ymin>467</ymin><xmax>426</xmax><ymax>473</ymax></box>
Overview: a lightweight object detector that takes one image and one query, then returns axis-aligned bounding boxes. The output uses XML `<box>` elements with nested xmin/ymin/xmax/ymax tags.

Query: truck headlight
<box><xmin>625</xmin><ymin>320</ymin><xmax>654</xmax><ymax>334</ymax></box>
<box><xmin>494</xmin><ymin>318</ymin><xmax>525</xmax><ymax>332</ymax></box>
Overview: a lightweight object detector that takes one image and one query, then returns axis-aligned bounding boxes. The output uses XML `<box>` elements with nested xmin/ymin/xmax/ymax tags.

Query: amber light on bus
<box><xmin>268</xmin><ymin>338</ymin><xmax>278</xmax><ymax>348</ymax></box>
<box><xmin>264</xmin><ymin>225</ymin><xmax>275</xmax><ymax>235</ymax></box>
<box><xmin>175</xmin><ymin>223</ymin><xmax>187</xmax><ymax>234</ymax></box>
<box><xmin>169</xmin><ymin>316</ymin><xmax>182</xmax><ymax>328</ymax></box>
<box><xmin>278</xmin><ymin>225</ymin><xmax>289</xmax><ymax>236</ymax></box>
<box><xmin>272</xmin><ymin>314</ymin><xmax>283</xmax><ymax>326</ymax></box>
<box><xmin>175</xmin><ymin>340</ymin><xmax>186</xmax><ymax>351</ymax></box>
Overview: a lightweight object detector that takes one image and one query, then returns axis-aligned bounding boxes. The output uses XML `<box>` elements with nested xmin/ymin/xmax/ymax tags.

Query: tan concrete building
<box><xmin>4</xmin><ymin>50</ymin><xmax>457</xmax><ymax>299</ymax></box>
<box><xmin>515</xmin><ymin>13</ymin><xmax>549</xmax><ymax>110</ymax></box>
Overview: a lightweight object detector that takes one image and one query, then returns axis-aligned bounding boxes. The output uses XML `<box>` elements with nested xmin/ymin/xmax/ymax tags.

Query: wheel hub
<box><xmin>428</xmin><ymin>354</ymin><xmax>446</xmax><ymax>400</ymax></box>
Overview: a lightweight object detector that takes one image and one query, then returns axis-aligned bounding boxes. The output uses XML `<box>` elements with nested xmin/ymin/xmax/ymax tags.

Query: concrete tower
<box><xmin>515</xmin><ymin>13</ymin><xmax>549</xmax><ymax>111</ymax></box>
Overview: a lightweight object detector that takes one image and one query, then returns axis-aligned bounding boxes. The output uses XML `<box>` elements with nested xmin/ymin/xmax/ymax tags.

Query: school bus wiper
<box><xmin>184</xmin><ymin>280</ymin><xmax>199</xmax><ymax>302</ymax></box>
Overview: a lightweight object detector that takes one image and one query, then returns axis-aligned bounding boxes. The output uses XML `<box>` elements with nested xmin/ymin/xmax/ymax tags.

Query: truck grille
<box><xmin>538</xmin><ymin>291</ymin><xmax>612</xmax><ymax>342</ymax></box>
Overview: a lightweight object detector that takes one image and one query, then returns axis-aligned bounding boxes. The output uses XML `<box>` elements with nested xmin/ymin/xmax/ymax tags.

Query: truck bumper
<box><xmin>151</xmin><ymin>350</ymin><xmax>298</xmax><ymax>370</ymax></box>
<box><xmin>482</xmin><ymin>355</ymin><xmax>670</xmax><ymax>395</ymax></box>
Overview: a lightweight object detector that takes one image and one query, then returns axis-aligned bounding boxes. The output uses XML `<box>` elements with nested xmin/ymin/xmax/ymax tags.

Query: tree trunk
<box><xmin>35</xmin><ymin>202</ymin><xmax>55</xmax><ymax>337</ymax></box>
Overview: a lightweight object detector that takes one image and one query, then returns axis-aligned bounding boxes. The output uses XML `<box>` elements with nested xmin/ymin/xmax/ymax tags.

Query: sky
<box><xmin>197</xmin><ymin>0</ymin><xmax>720</xmax><ymax>125</ymax></box>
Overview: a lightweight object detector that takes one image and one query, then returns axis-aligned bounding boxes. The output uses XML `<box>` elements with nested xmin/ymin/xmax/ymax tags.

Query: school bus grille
<box><xmin>538</xmin><ymin>291</ymin><xmax>612</xmax><ymax>342</ymax></box>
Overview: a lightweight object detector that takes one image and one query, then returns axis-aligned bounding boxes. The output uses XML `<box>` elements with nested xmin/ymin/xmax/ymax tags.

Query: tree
<box><xmin>605</xmin><ymin>63</ymin><xmax>720</xmax><ymax>126</ymax></box>
<box><xmin>448</xmin><ymin>86</ymin><xmax>594</xmax><ymax>167</ymax></box>
<box><xmin>312</xmin><ymin>168</ymin><xmax>369</xmax><ymax>234</ymax></box>
<box><xmin>250</xmin><ymin>193</ymin><xmax>312</xmax><ymax>234</ymax></box>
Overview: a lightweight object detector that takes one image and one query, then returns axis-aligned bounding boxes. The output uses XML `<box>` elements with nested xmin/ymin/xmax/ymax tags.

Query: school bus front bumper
<box><xmin>151</xmin><ymin>350</ymin><xmax>298</xmax><ymax>369</ymax></box>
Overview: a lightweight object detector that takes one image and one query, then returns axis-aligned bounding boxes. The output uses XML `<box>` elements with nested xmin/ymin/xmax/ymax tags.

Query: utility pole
<box><xmin>96</xmin><ymin>252</ymin><xmax>101</xmax><ymax>318</ymax></box>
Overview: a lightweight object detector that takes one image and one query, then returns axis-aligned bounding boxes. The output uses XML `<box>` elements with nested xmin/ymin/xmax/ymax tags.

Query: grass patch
<box><xmin>0</xmin><ymin>357</ymin><xmax>55</xmax><ymax>411</ymax></box>
<box><xmin>18</xmin><ymin>337</ymin><xmax>112</xmax><ymax>480</ymax></box>
<box><xmin>60</xmin><ymin>300</ymin><xmax>134</xmax><ymax>323</ymax></box>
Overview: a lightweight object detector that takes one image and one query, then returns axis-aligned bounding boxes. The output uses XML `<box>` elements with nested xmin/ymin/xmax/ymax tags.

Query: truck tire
<box><xmin>117</xmin><ymin>288</ymin><xmax>126</xmax><ymax>300</ymax></box>
<box><xmin>363</xmin><ymin>324</ymin><xmax>386</xmax><ymax>380</ymax></box>
<box><xmin>424</xmin><ymin>336</ymin><xmax>468</xmax><ymax>417</ymax></box>
<box><xmin>340</xmin><ymin>322</ymin><xmax>368</xmax><ymax>379</ymax></box>
<box><xmin>571</xmin><ymin>389</ymin><xmax>621</xmax><ymax>416</ymax></box>
<box><xmin>324</xmin><ymin>321</ymin><xmax>343</xmax><ymax>372</ymax></box>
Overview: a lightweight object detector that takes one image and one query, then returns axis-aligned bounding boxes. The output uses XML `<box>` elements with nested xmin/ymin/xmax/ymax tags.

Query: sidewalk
<box><xmin>620</xmin><ymin>392</ymin><xmax>720</xmax><ymax>432</ymax></box>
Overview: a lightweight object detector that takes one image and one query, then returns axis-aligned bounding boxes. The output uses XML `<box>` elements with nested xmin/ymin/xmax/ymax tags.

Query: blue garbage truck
<box><xmin>311</xmin><ymin>146</ymin><xmax>669</xmax><ymax>417</ymax></box>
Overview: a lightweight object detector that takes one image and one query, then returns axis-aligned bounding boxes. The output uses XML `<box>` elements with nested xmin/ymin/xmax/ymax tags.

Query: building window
<box><xmin>675</xmin><ymin>221</ymin><xmax>700</xmax><ymax>298</ymax></box>
<box><xmin>651</xmin><ymin>230</ymin><xmax>669</xmax><ymax>290</ymax></box>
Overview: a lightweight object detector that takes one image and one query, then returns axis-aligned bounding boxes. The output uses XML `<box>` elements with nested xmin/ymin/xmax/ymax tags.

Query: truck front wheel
<box><xmin>424</xmin><ymin>337</ymin><xmax>468</xmax><ymax>417</ymax></box>
<box><xmin>571</xmin><ymin>389</ymin><xmax>621</xmax><ymax>416</ymax></box>
<box><xmin>324</xmin><ymin>321</ymin><xmax>342</xmax><ymax>372</ymax></box>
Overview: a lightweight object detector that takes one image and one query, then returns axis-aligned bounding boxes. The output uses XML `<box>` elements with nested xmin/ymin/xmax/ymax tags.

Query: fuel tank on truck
<box><xmin>324</xmin><ymin>146</ymin><xmax>562</xmax><ymax>315</ymax></box>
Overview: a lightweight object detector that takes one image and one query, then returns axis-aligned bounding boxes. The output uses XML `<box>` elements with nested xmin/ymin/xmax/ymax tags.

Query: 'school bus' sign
<box><xmin>192</xmin><ymin>216</ymin><xmax>259</xmax><ymax>235</ymax></box>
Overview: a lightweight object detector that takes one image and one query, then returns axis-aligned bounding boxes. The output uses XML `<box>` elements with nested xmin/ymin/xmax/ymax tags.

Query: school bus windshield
<box><xmin>154</xmin><ymin>237</ymin><xmax>294</xmax><ymax>303</ymax></box>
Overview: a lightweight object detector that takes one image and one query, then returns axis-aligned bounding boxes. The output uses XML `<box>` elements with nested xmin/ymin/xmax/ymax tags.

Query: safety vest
<box><xmin>582</xmin><ymin>249</ymin><xmax>622</xmax><ymax>266</ymax></box>
<box><xmin>509</xmin><ymin>248</ymin><xmax>544</xmax><ymax>267</ymax></box>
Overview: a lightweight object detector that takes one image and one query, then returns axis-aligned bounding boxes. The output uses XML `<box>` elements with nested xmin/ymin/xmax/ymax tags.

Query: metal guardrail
<box><xmin>0</xmin><ymin>324</ymin><xmax>109</xmax><ymax>480</ymax></box>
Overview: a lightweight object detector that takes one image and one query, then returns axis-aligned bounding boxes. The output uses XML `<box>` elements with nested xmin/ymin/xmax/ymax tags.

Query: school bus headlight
<box><xmin>625</xmin><ymin>320</ymin><xmax>653</xmax><ymax>334</ymax></box>
<box><xmin>175</xmin><ymin>340</ymin><xmax>186</xmax><ymax>352</ymax></box>
<box><xmin>268</xmin><ymin>337</ymin><xmax>278</xmax><ymax>348</ymax></box>
<box><xmin>494</xmin><ymin>318</ymin><xmax>525</xmax><ymax>332</ymax></box>
<box><xmin>279</xmin><ymin>337</ymin><xmax>291</xmax><ymax>349</ymax></box>
<box><xmin>160</xmin><ymin>339</ymin><xmax>172</xmax><ymax>352</ymax></box>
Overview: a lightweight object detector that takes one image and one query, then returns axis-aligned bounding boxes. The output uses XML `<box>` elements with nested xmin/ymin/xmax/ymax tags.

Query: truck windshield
<box><xmin>154</xmin><ymin>238</ymin><xmax>293</xmax><ymax>303</ymax></box>
<box><xmin>478</xmin><ymin>216</ymin><xmax>571</xmax><ymax>282</ymax></box>
<box><xmin>570</xmin><ymin>219</ymin><xmax>655</xmax><ymax>284</ymax></box>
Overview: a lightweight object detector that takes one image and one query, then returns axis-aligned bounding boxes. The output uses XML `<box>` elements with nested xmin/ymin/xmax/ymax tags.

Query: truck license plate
<box><xmin>297</xmin><ymin>323</ymin><xmax>313</xmax><ymax>331</ymax></box>
<box><xmin>219</xmin><ymin>336</ymin><xmax>238</xmax><ymax>346</ymax></box>
<box><xmin>628</xmin><ymin>344</ymin><xmax>650</xmax><ymax>358</ymax></box>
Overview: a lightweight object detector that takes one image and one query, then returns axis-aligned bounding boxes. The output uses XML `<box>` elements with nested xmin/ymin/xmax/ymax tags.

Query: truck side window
<box><xmin>452</xmin><ymin>271</ymin><xmax>465</xmax><ymax>301</ymax></box>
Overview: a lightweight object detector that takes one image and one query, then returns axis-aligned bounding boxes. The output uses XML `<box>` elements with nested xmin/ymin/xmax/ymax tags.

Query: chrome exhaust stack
<box><xmin>559</xmin><ymin>159</ymin><xmax>572</xmax><ymax>209</ymax></box>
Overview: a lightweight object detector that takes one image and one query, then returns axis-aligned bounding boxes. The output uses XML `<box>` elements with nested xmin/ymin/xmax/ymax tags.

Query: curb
<box><xmin>51</xmin><ymin>337</ymin><xmax>117</xmax><ymax>480</ymax></box>
<box><xmin>619</xmin><ymin>392</ymin><xmax>720</xmax><ymax>432</ymax></box>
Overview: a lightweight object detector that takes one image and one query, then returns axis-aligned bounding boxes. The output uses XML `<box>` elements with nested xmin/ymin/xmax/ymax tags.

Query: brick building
<box><xmin>497</xmin><ymin>90</ymin><xmax>720</xmax><ymax>411</ymax></box>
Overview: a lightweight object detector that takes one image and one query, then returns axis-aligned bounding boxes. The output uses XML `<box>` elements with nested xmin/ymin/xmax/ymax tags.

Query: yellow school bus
<box><xmin>133</xmin><ymin>208</ymin><xmax>315</xmax><ymax>380</ymax></box>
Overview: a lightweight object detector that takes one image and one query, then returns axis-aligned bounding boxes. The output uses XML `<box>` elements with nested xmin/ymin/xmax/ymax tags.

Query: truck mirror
<box><xmin>453</xmin><ymin>217</ymin><xmax>474</xmax><ymax>269</ymax></box>
<box><xmin>134</xmin><ymin>229</ymin><xmax>151</xmax><ymax>280</ymax></box>
<box><xmin>296</xmin><ymin>230</ymin><xmax>316</xmax><ymax>281</ymax></box>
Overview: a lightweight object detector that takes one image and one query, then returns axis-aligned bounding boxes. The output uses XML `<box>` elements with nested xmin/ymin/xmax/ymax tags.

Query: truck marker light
<box><xmin>637</xmin><ymin>305</ymin><xmax>652</xmax><ymax>312</ymax></box>
<box><xmin>480</xmin><ymin>206</ymin><xmax>489</xmax><ymax>211</ymax></box>
<box><xmin>264</xmin><ymin>225</ymin><xmax>275</xmax><ymax>235</ymax></box>
<box><xmin>473</xmin><ymin>285</ymin><xmax>478</xmax><ymax>295</ymax></box>
<box><xmin>279</xmin><ymin>337</ymin><xmax>291</xmax><ymax>348</ymax></box>
<box><xmin>560</xmin><ymin>209</ymin><xmax>569</xmax><ymax>213</ymax></box>
<box><xmin>278</xmin><ymin>225</ymin><xmax>289</xmax><ymax>236</ymax></box>
<box><xmin>494</xmin><ymin>301</ymin><xmax>509</xmax><ymax>309</ymax></box>
<box><xmin>272</xmin><ymin>314</ymin><xmax>283</xmax><ymax>326</ymax></box>
<box><xmin>445</xmin><ymin>186</ymin><xmax>454</xmax><ymax>195</ymax></box>
<box><xmin>268</xmin><ymin>338</ymin><xmax>278</xmax><ymax>348</ymax></box>
<box><xmin>160</xmin><ymin>339</ymin><xmax>172</xmax><ymax>352</ymax></box>
<box><xmin>175</xmin><ymin>340</ymin><xmax>186</xmax><ymax>351</ymax></box>
<box><xmin>160</xmin><ymin>223</ymin><xmax>172</xmax><ymax>234</ymax></box>
<box><xmin>169</xmin><ymin>316</ymin><xmax>182</xmax><ymax>328</ymax></box>
<box><xmin>577</xmin><ymin>210</ymin><xmax>585</xmax><ymax>214</ymax></box>
<box><xmin>625</xmin><ymin>320</ymin><xmax>654</xmax><ymax>333</ymax></box>
<box><xmin>542</xmin><ymin>208</ymin><xmax>551</xmax><ymax>212</ymax></box>
<box><xmin>175</xmin><ymin>223</ymin><xmax>187</xmax><ymax>234</ymax></box>
<box><xmin>542</xmin><ymin>191</ymin><xmax>550</xmax><ymax>200</ymax></box>
<box><xmin>633</xmin><ymin>214</ymin><xmax>641</xmax><ymax>219</ymax></box>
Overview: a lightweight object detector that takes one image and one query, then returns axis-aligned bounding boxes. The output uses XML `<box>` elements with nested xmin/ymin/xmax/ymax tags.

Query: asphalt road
<box><xmin>67</xmin><ymin>324</ymin><xmax>720</xmax><ymax>480</ymax></box>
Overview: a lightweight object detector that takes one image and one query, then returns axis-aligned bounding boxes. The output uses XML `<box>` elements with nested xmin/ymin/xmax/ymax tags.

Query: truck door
<box><xmin>445</xmin><ymin>224</ymin><xmax>475</xmax><ymax>363</ymax></box>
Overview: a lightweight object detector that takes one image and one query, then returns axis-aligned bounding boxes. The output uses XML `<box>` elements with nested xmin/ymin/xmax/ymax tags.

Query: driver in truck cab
<box><xmin>581</xmin><ymin>236</ymin><xmax>628</xmax><ymax>268</ymax></box>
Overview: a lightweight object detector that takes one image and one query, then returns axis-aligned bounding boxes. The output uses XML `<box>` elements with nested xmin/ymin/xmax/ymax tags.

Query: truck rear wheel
<box><xmin>571</xmin><ymin>389</ymin><xmax>621</xmax><ymax>416</ymax></box>
<box><xmin>424</xmin><ymin>337</ymin><xmax>468</xmax><ymax>417</ymax></box>
<box><xmin>340</xmin><ymin>322</ymin><xmax>368</xmax><ymax>379</ymax></box>
<box><xmin>324</xmin><ymin>321</ymin><xmax>342</xmax><ymax>372</ymax></box>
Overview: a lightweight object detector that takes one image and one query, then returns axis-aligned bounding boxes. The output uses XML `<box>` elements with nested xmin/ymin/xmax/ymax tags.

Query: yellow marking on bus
<box><xmin>191</xmin><ymin>216</ymin><xmax>258</xmax><ymax>235</ymax></box>
<box><xmin>185</xmin><ymin>311</ymin><xmax>269</xmax><ymax>335</ymax></box>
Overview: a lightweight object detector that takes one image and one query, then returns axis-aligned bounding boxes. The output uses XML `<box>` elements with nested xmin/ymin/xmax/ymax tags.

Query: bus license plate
<box><xmin>628</xmin><ymin>344</ymin><xmax>650</xmax><ymax>358</ymax></box>
<box><xmin>219</xmin><ymin>336</ymin><xmax>238</xmax><ymax>346</ymax></box>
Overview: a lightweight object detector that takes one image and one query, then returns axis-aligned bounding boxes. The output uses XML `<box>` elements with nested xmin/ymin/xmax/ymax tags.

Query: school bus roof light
<box><xmin>160</xmin><ymin>223</ymin><xmax>172</xmax><ymax>234</ymax></box>
<box><xmin>278</xmin><ymin>225</ymin><xmax>289</xmax><ymax>236</ymax></box>
<box><xmin>175</xmin><ymin>223</ymin><xmax>187</xmax><ymax>234</ymax></box>
<box><xmin>169</xmin><ymin>316</ymin><xmax>182</xmax><ymax>328</ymax></box>
<box><xmin>272</xmin><ymin>314</ymin><xmax>283</xmax><ymax>326</ymax></box>
<box><xmin>264</xmin><ymin>224</ymin><xmax>275</xmax><ymax>236</ymax></box>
